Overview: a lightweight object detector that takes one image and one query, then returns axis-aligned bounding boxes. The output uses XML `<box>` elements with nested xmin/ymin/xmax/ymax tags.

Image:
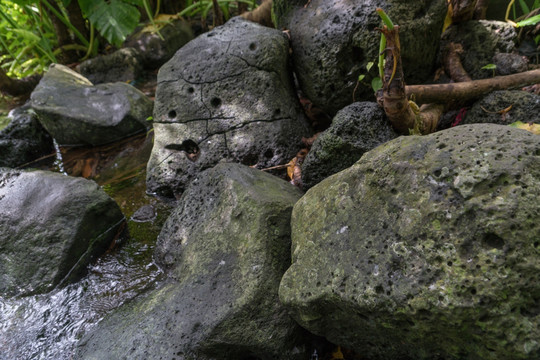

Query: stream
<box><xmin>0</xmin><ymin>129</ymin><xmax>173</xmax><ymax>359</ymax></box>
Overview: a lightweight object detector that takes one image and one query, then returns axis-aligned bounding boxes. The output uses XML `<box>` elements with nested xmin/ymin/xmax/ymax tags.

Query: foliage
<box><xmin>179</xmin><ymin>0</ymin><xmax>256</xmax><ymax>22</ymax></box>
<box><xmin>0</xmin><ymin>0</ymin><xmax>58</xmax><ymax>77</ymax></box>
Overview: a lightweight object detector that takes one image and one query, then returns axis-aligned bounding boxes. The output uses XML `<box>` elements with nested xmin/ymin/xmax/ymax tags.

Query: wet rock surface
<box><xmin>77</xmin><ymin>163</ymin><xmax>307</xmax><ymax>359</ymax></box>
<box><xmin>301</xmin><ymin>102</ymin><xmax>397</xmax><ymax>190</ymax></box>
<box><xmin>280</xmin><ymin>124</ymin><xmax>540</xmax><ymax>359</ymax></box>
<box><xmin>464</xmin><ymin>90</ymin><xmax>540</xmax><ymax>125</ymax></box>
<box><xmin>146</xmin><ymin>17</ymin><xmax>311</xmax><ymax>198</ymax></box>
<box><xmin>0</xmin><ymin>105</ymin><xmax>54</xmax><ymax>168</ymax></box>
<box><xmin>30</xmin><ymin>64</ymin><xmax>153</xmax><ymax>146</ymax></box>
<box><xmin>0</xmin><ymin>168</ymin><xmax>124</xmax><ymax>297</ymax></box>
<box><xmin>273</xmin><ymin>0</ymin><xmax>447</xmax><ymax>115</ymax></box>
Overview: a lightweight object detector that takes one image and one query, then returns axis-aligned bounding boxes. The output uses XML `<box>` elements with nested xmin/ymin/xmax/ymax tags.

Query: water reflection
<box><xmin>0</xmin><ymin>239</ymin><xmax>162</xmax><ymax>360</ymax></box>
<box><xmin>0</xmin><ymin>131</ymin><xmax>173</xmax><ymax>359</ymax></box>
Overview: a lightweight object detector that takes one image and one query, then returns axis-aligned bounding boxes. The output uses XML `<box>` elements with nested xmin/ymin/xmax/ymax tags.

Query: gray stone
<box><xmin>0</xmin><ymin>106</ymin><xmax>54</xmax><ymax>168</ymax></box>
<box><xmin>78</xmin><ymin>47</ymin><xmax>143</xmax><ymax>84</ymax></box>
<box><xmin>124</xmin><ymin>19</ymin><xmax>194</xmax><ymax>68</ymax></box>
<box><xmin>440</xmin><ymin>20</ymin><xmax>517</xmax><ymax>80</ymax></box>
<box><xmin>77</xmin><ymin>163</ymin><xmax>306</xmax><ymax>359</ymax></box>
<box><xmin>30</xmin><ymin>64</ymin><xmax>153</xmax><ymax>146</ymax></box>
<box><xmin>301</xmin><ymin>102</ymin><xmax>397</xmax><ymax>190</ymax></box>
<box><xmin>272</xmin><ymin>0</ymin><xmax>448</xmax><ymax>115</ymax></box>
<box><xmin>279</xmin><ymin>124</ymin><xmax>540</xmax><ymax>360</ymax></box>
<box><xmin>492</xmin><ymin>52</ymin><xmax>528</xmax><ymax>76</ymax></box>
<box><xmin>464</xmin><ymin>90</ymin><xmax>540</xmax><ymax>125</ymax></box>
<box><xmin>146</xmin><ymin>17</ymin><xmax>311</xmax><ymax>198</ymax></box>
<box><xmin>0</xmin><ymin>169</ymin><xmax>124</xmax><ymax>296</ymax></box>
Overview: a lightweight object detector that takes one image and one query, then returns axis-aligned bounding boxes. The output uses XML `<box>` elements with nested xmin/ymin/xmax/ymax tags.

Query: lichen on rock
<box><xmin>280</xmin><ymin>124</ymin><xmax>540</xmax><ymax>359</ymax></box>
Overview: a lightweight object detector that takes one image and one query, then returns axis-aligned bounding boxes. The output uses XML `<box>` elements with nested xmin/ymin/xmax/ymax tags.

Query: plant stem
<box><xmin>40</xmin><ymin>0</ymin><xmax>89</xmax><ymax>47</ymax></box>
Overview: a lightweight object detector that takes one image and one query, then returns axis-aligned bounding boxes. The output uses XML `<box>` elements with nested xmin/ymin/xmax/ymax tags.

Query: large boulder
<box><xmin>30</xmin><ymin>64</ymin><xmax>153</xmax><ymax>146</ymax></box>
<box><xmin>77</xmin><ymin>163</ymin><xmax>307</xmax><ymax>359</ymax></box>
<box><xmin>279</xmin><ymin>124</ymin><xmax>540</xmax><ymax>359</ymax></box>
<box><xmin>0</xmin><ymin>105</ymin><xmax>54</xmax><ymax>168</ymax></box>
<box><xmin>272</xmin><ymin>0</ymin><xmax>448</xmax><ymax>115</ymax></box>
<box><xmin>301</xmin><ymin>102</ymin><xmax>397</xmax><ymax>190</ymax></box>
<box><xmin>463</xmin><ymin>90</ymin><xmax>540</xmax><ymax>125</ymax></box>
<box><xmin>146</xmin><ymin>17</ymin><xmax>311</xmax><ymax>198</ymax></box>
<box><xmin>0</xmin><ymin>169</ymin><xmax>124</xmax><ymax>297</ymax></box>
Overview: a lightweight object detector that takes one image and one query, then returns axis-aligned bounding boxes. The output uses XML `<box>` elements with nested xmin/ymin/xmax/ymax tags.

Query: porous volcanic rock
<box><xmin>0</xmin><ymin>169</ymin><xmax>124</xmax><ymax>296</ymax></box>
<box><xmin>77</xmin><ymin>163</ymin><xmax>307</xmax><ymax>359</ymax></box>
<box><xmin>301</xmin><ymin>102</ymin><xmax>397</xmax><ymax>190</ymax></box>
<box><xmin>30</xmin><ymin>64</ymin><xmax>153</xmax><ymax>146</ymax></box>
<box><xmin>279</xmin><ymin>124</ymin><xmax>540</xmax><ymax>359</ymax></box>
<box><xmin>463</xmin><ymin>90</ymin><xmax>540</xmax><ymax>125</ymax></box>
<box><xmin>78</xmin><ymin>47</ymin><xmax>143</xmax><ymax>84</ymax></box>
<box><xmin>272</xmin><ymin>0</ymin><xmax>448</xmax><ymax>115</ymax></box>
<box><xmin>146</xmin><ymin>17</ymin><xmax>311</xmax><ymax>198</ymax></box>
<box><xmin>440</xmin><ymin>20</ymin><xmax>517</xmax><ymax>80</ymax></box>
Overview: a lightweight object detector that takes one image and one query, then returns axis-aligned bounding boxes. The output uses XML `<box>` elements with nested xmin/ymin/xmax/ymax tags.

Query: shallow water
<box><xmin>0</xmin><ymin>132</ymin><xmax>173</xmax><ymax>360</ymax></box>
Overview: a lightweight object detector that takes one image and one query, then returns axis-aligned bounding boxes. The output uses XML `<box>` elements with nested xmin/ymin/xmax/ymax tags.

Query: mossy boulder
<box><xmin>77</xmin><ymin>163</ymin><xmax>307</xmax><ymax>359</ymax></box>
<box><xmin>279</xmin><ymin>124</ymin><xmax>540</xmax><ymax>359</ymax></box>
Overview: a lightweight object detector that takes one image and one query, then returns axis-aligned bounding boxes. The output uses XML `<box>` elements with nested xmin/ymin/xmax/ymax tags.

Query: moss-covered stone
<box><xmin>77</xmin><ymin>163</ymin><xmax>307</xmax><ymax>359</ymax></box>
<box><xmin>280</xmin><ymin>124</ymin><xmax>540</xmax><ymax>359</ymax></box>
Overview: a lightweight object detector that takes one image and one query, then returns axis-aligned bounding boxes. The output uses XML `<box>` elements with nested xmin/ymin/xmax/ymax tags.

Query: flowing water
<box><xmin>0</xmin><ymin>132</ymin><xmax>173</xmax><ymax>359</ymax></box>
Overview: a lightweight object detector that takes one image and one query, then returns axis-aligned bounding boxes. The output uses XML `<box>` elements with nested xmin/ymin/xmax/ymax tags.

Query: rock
<box><xmin>440</xmin><ymin>21</ymin><xmax>517</xmax><ymax>80</ymax></box>
<box><xmin>279</xmin><ymin>124</ymin><xmax>540</xmax><ymax>359</ymax></box>
<box><xmin>0</xmin><ymin>169</ymin><xmax>124</xmax><ymax>296</ymax></box>
<box><xmin>146</xmin><ymin>17</ymin><xmax>311</xmax><ymax>198</ymax></box>
<box><xmin>301</xmin><ymin>102</ymin><xmax>397</xmax><ymax>190</ymax></box>
<box><xmin>77</xmin><ymin>163</ymin><xmax>307</xmax><ymax>359</ymax></box>
<box><xmin>77</xmin><ymin>47</ymin><xmax>143</xmax><ymax>84</ymax></box>
<box><xmin>463</xmin><ymin>90</ymin><xmax>540</xmax><ymax>125</ymax></box>
<box><xmin>124</xmin><ymin>18</ymin><xmax>194</xmax><ymax>68</ymax></box>
<box><xmin>0</xmin><ymin>105</ymin><xmax>54</xmax><ymax>168</ymax></box>
<box><xmin>30</xmin><ymin>64</ymin><xmax>153</xmax><ymax>146</ymax></box>
<box><xmin>272</xmin><ymin>0</ymin><xmax>448</xmax><ymax>115</ymax></box>
<box><xmin>492</xmin><ymin>52</ymin><xmax>528</xmax><ymax>76</ymax></box>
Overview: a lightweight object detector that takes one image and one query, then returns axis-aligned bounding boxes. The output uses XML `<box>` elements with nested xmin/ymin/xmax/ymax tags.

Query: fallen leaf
<box><xmin>509</xmin><ymin>121</ymin><xmax>540</xmax><ymax>135</ymax></box>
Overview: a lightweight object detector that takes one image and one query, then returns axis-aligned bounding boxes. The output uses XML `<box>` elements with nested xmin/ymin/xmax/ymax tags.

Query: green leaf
<box><xmin>371</xmin><ymin>77</ymin><xmax>382</xmax><ymax>92</ymax></box>
<box><xmin>481</xmin><ymin>63</ymin><xmax>497</xmax><ymax>70</ymax></box>
<box><xmin>9</xmin><ymin>28</ymin><xmax>40</xmax><ymax>43</ymax></box>
<box><xmin>358</xmin><ymin>74</ymin><xmax>365</xmax><ymax>82</ymax></box>
<box><xmin>366</xmin><ymin>61</ymin><xmax>374</xmax><ymax>72</ymax></box>
<box><xmin>535</xmin><ymin>34</ymin><xmax>540</xmax><ymax>44</ymax></box>
<box><xmin>516</xmin><ymin>13</ymin><xmax>540</xmax><ymax>27</ymax></box>
<box><xmin>84</xmin><ymin>0</ymin><xmax>141</xmax><ymax>47</ymax></box>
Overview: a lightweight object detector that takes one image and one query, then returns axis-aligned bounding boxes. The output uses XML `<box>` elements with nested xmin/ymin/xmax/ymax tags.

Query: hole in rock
<box><xmin>249</xmin><ymin>42</ymin><xmax>257</xmax><ymax>51</ymax></box>
<box><xmin>210</xmin><ymin>97</ymin><xmax>222</xmax><ymax>107</ymax></box>
<box><xmin>168</xmin><ymin>110</ymin><xmax>177</xmax><ymax>119</ymax></box>
<box><xmin>264</xmin><ymin>149</ymin><xmax>274</xmax><ymax>158</ymax></box>
<box><xmin>165</xmin><ymin>140</ymin><xmax>200</xmax><ymax>162</ymax></box>
<box><xmin>483</xmin><ymin>232</ymin><xmax>505</xmax><ymax>250</ymax></box>
<box><xmin>187</xmin><ymin>87</ymin><xmax>195</xmax><ymax>94</ymax></box>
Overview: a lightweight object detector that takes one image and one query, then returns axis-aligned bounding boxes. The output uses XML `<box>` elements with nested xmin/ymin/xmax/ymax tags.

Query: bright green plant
<box><xmin>481</xmin><ymin>63</ymin><xmax>497</xmax><ymax>77</ymax></box>
<box><xmin>0</xmin><ymin>0</ymin><xmax>58</xmax><ymax>77</ymax></box>
<box><xmin>179</xmin><ymin>0</ymin><xmax>256</xmax><ymax>22</ymax></box>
